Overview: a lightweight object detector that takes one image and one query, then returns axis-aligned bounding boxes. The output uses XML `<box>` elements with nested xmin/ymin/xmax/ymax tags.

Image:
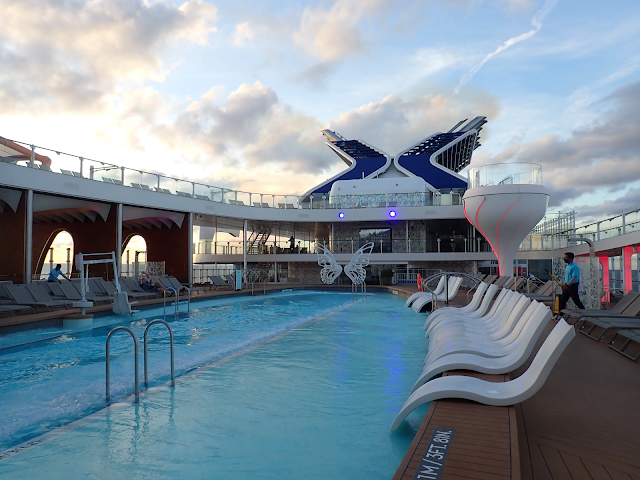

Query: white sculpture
<box><xmin>314</xmin><ymin>243</ymin><xmax>342</xmax><ymax>284</ymax></box>
<box><xmin>344</xmin><ymin>242</ymin><xmax>374</xmax><ymax>285</ymax></box>
<box><xmin>314</xmin><ymin>242</ymin><xmax>374</xmax><ymax>300</ymax></box>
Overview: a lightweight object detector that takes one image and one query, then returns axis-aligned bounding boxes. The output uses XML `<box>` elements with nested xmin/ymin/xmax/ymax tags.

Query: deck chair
<box><xmin>561</xmin><ymin>290</ymin><xmax>640</xmax><ymax>323</ymax></box>
<box><xmin>194</xmin><ymin>194</ymin><xmax>210</xmax><ymax>201</ymax></box>
<box><xmin>261</xmin><ymin>203</ymin><xmax>270</xmax><ymax>208</ymax></box>
<box><xmin>575</xmin><ymin>316</ymin><xmax>640</xmax><ymax>342</ymax></box>
<box><xmin>5</xmin><ymin>285</ymin><xmax>65</xmax><ymax>312</ymax></box>
<box><xmin>412</xmin><ymin>304</ymin><xmax>553</xmax><ymax>393</ymax></box>
<box><xmin>405</xmin><ymin>276</ymin><xmax>447</xmax><ymax>307</ymax></box>
<box><xmin>60</xmin><ymin>169</ymin><xmax>74</xmax><ymax>176</ymax></box>
<box><xmin>102</xmin><ymin>177</ymin><xmax>115</xmax><ymax>184</ymax></box>
<box><xmin>236</xmin><ymin>201</ymin><xmax>245</xmax><ymax>206</ymax></box>
<box><xmin>412</xmin><ymin>277</ymin><xmax>463</xmax><ymax>313</ymax></box>
<box><xmin>278</xmin><ymin>203</ymin><xmax>286</xmax><ymax>209</ymax></box>
<box><xmin>503</xmin><ymin>277</ymin><xmax>516</xmax><ymax>289</ymax></box>
<box><xmin>121</xmin><ymin>277</ymin><xmax>156</xmax><ymax>297</ymax></box>
<box><xmin>253</xmin><ymin>202</ymin><xmax>261</xmax><ymax>207</ymax></box>
<box><xmin>118</xmin><ymin>280</ymin><xmax>157</xmax><ymax>299</ymax></box>
<box><xmin>493</xmin><ymin>276</ymin><xmax>510</xmax><ymax>287</ymax></box>
<box><xmin>390</xmin><ymin>319</ymin><xmax>575</xmax><ymax>431</ymax></box>
<box><xmin>140</xmin><ymin>184</ymin><xmax>152</xmax><ymax>191</ymax></box>
<box><xmin>176</xmin><ymin>191</ymin><xmax>191</xmax><ymax>197</ymax></box>
<box><xmin>483</xmin><ymin>275</ymin><xmax>497</xmax><ymax>285</ymax></box>
<box><xmin>167</xmin><ymin>276</ymin><xmax>206</xmax><ymax>295</ymax></box>
<box><xmin>0</xmin><ymin>304</ymin><xmax>34</xmax><ymax>316</ymax></box>
<box><xmin>608</xmin><ymin>329</ymin><xmax>640</xmax><ymax>361</ymax></box>
<box><xmin>524</xmin><ymin>281</ymin><xmax>555</xmax><ymax>299</ymax></box>
<box><xmin>27</xmin><ymin>285</ymin><xmax>73</xmax><ymax>309</ymax></box>
<box><xmin>131</xmin><ymin>183</ymin><xmax>142</xmax><ymax>188</ymax></box>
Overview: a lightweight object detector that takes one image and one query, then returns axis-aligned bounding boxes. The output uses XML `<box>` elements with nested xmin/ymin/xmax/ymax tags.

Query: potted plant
<box><xmin>379</xmin><ymin>268</ymin><xmax>393</xmax><ymax>285</ymax></box>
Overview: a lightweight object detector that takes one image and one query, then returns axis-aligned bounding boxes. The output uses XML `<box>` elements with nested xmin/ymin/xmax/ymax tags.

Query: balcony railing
<box><xmin>468</xmin><ymin>162</ymin><xmax>542</xmax><ymax>188</ymax></box>
<box><xmin>0</xmin><ymin>136</ymin><xmax>465</xmax><ymax>210</ymax></box>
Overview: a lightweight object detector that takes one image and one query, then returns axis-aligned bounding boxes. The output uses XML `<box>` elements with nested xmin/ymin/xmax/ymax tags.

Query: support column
<box><xmin>243</xmin><ymin>219</ymin><xmax>248</xmax><ymax>272</ymax></box>
<box><xmin>599</xmin><ymin>257</ymin><xmax>610</xmax><ymax>303</ymax></box>
<box><xmin>406</xmin><ymin>220</ymin><xmax>409</xmax><ymax>253</ymax></box>
<box><xmin>623</xmin><ymin>246</ymin><xmax>635</xmax><ymax>294</ymax></box>
<box><xmin>188</xmin><ymin>212</ymin><xmax>194</xmax><ymax>287</ymax></box>
<box><xmin>24</xmin><ymin>189</ymin><xmax>33</xmax><ymax>283</ymax></box>
<box><xmin>116</xmin><ymin>203</ymin><xmax>123</xmax><ymax>276</ymax></box>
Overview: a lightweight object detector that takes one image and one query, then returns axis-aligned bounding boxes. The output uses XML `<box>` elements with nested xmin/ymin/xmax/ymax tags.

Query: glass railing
<box><xmin>0</xmin><ymin>137</ymin><xmax>466</xmax><ymax>210</ymax></box>
<box><xmin>468</xmin><ymin>162</ymin><xmax>542</xmax><ymax>188</ymax></box>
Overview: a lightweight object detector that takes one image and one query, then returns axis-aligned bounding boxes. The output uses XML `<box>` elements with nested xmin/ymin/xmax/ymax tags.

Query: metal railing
<box><xmin>143</xmin><ymin>319</ymin><xmax>175</xmax><ymax>387</ymax></box>
<box><xmin>0</xmin><ymin>134</ymin><xmax>467</xmax><ymax>210</ymax></box>
<box><xmin>105</xmin><ymin>326</ymin><xmax>139</xmax><ymax>404</ymax></box>
<box><xmin>246</xmin><ymin>269</ymin><xmax>268</xmax><ymax>295</ymax></box>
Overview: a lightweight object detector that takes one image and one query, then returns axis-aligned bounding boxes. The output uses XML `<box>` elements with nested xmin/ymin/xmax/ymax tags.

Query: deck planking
<box><xmin>393</xmin><ymin>372</ymin><xmax>520</xmax><ymax>480</ymax></box>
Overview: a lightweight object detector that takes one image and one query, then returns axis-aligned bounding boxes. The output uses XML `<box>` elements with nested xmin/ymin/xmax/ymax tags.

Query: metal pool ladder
<box><xmin>163</xmin><ymin>287</ymin><xmax>190</xmax><ymax>316</ymax></box>
<box><xmin>106</xmin><ymin>326</ymin><xmax>139</xmax><ymax>404</ymax></box>
<box><xmin>143</xmin><ymin>319</ymin><xmax>175</xmax><ymax>387</ymax></box>
<box><xmin>105</xmin><ymin>321</ymin><xmax>175</xmax><ymax>404</ymax></box>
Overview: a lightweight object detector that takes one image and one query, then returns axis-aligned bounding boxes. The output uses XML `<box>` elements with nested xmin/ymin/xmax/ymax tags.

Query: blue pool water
<box><xmin>0</xmin><ymin>291</ymin><xmax>428</xmax><ymax>479</ymax></box>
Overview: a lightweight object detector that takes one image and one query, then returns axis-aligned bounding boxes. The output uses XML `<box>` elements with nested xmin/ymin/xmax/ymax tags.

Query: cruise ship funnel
<box><xmin>463</xmin><ymin>165</ymin><xmax>549</xmax><ymax>276</ymax></box>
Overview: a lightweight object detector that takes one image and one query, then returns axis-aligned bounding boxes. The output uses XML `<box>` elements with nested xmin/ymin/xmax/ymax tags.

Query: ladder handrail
<box><xmin>163</xmin><ymin>287</ymin><xmax>179</xmax><ymax>316</ymax></box>
<box><xmin>106</xmin><ymin>326</ymin><xmax>139</xmax><ymax>404</ymax></box>
<box><xmin>143</xmin><ymin>319</ymin><xmax>175</xmax><ymax>387</ymax></box>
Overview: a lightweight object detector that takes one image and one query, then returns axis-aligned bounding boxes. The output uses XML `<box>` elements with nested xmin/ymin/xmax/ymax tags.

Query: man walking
<box><xmin>559</xmin><ymin>252</ymin><xmax>585</xmax><ymax>310</ymax></box>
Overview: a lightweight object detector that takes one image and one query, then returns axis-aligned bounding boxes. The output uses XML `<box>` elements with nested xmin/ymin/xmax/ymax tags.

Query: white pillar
<box><xmin>406</xmin><ymin>220</ymin><xmax>409</xmax><ymax>253</ymax></box>
<box><xmin>116</xmin><ymin>203</ymin><xmax>123</xmax><ymax>276</ymax></box>
<box><xmin>188</xmin><ymin>212</ymin><xmax>194</xmax><ymax>286</ymax></box>
<box><xmin>243</xmin><ymin>219</ymin><xmax>248</xmax><ymax>272</ymax></box>
<box><xmin>24</xmin><ymin>189</ymin><xmax>33</xmax><ymax>283</ymax></box>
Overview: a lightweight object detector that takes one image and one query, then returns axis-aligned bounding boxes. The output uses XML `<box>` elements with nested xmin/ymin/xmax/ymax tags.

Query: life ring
<box><xmin>417</xmin><ymin>274</ymin><xmax>423</xmax><ymax>292</ymax></box>
<box><xmin>139</xmin><ymin>271</ymin><xmax>151</xmax><ymax>284</ymax></box>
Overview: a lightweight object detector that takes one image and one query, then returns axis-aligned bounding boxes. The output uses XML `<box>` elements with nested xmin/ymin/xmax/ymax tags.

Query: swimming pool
<box><xmin>0</xmin><ymin>291</ymin><xmax>428</xmax><ymax>479</ymax></box>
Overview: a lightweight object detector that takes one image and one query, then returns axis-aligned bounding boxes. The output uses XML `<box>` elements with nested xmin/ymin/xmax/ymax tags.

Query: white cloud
<box><xmin>233</xmin><ymin>22</ymin><xmax>255</xmax><ymax>47</ymax></box>
<box><xmin>455</xmin><ymin>0</ymin><xmax>558</xmax><ymax>93</ymax></box>
<box><xmin>0</xmin><ymin>0</ymin><xmax>218</xmax><ymax>113</ymax></box>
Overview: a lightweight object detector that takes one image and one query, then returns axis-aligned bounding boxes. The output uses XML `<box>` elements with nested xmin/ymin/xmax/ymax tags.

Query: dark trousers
<box><xmin>559</xmin><ymin>283</ymin><xmax>585</xmax><ymax>310</ymax></box>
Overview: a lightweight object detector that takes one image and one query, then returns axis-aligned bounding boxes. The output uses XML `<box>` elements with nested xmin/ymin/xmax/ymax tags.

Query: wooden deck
<box><xmin>514</xmin><ymin>320</ymin><xmax>640</xmax><ymax>480</ymax></box>
<box><xmin>393</xmin><ymin>372</ymin><xmax>520</xmax><ymax>480</ymax></box>
<box><xmin>393</xmin><ymin>287</ymin><xmax>640</xmax><ymax>480</ymax></box>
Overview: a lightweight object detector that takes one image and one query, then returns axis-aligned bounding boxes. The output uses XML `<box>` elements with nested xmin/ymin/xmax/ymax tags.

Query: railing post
<box><xmin>90</xmin><ymin>165</ymin><xmax>95</xmax><ymax>180</ymax></box>
<box><xmin>437</xmin><ymin>238</ymin><xmax>441</xmax><ymax>252</ymax></box>
<box><xmin>157</xmin><ymin>175</ymin><xmax>160</xmax><ymax>191</ymax></box>
<box><xmin>30</xmin><ymin>145</ymin><xmax>35</xmax><ymax>168</ymax></box>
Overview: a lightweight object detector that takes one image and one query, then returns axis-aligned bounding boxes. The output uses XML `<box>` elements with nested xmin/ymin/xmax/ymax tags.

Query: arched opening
<box><xmin>122</xmin><ymin>234</ymin><xmax>147</xmax><ymax>278</ymax></box>
<box><xmin>39</xmin><ymin>230</ymin><xmax>74</xmax><ymax>279</ymax></box>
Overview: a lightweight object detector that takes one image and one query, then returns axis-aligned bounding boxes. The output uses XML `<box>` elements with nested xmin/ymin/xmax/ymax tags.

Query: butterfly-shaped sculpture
<box><xmin>314</xmin><ymin>242</ymin><xmax>375</xmax><ymax>285</ymax></box>
<box><xmin>314</xmin><ymin>243</ymin><xmax>342</xmax><ymax>284</ymax></box>
<box><xmin>344</xmin><ymin>242</ymin><xmax>374</xmax><ymax>285</ymax></box>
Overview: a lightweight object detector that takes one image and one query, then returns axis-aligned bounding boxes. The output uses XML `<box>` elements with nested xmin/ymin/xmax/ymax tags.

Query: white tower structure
<box><xmin>463</xmin><ymin>163</ymin><xmax>549</xmax><ymax>276</ymax></box>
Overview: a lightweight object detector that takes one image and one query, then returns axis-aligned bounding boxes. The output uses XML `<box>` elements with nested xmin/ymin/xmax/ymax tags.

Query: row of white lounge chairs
<box><xmin>389</xmin><ymin>278</ymin><xmax>576</xmax><ymax>430</ymax></box>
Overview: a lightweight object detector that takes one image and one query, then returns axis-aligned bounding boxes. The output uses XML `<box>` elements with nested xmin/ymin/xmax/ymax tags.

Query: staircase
<box><xmin>246</xmin><ymin>228</ymin><xmax>272</xmax><ymax>254</ymax></box>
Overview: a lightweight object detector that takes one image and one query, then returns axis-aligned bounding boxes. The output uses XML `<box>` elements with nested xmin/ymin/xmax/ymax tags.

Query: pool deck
<box><xmin>393</xmin><ymin>293</ymin><xmax>640</xmax><ymax>480</ymax></box>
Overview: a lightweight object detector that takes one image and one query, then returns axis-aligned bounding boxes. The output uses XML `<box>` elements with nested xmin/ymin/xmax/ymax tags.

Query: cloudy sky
<box><xmin>2</xmin><ymin>0</ymin><xmax>640</xmax><ymax>223</ymax></box>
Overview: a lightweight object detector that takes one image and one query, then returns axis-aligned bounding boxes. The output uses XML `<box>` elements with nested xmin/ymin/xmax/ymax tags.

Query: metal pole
<box><xmin>66</xmin><ymin>248</ymin><xmax>71</xmax><ymax>275</ymax></box>
<box><xmin>188</xmin><ymin>212</ymin><xmax>194</xmax><ymax>287</ymax></box>
<box><xmin>25</xmin><ymin>189</ymin><xmax>33</xmax><ymax>283</ymax></box>
<box><xmin>116</xmin><ymin>203</ymin><xmax>123</xmax><ymax>278</ymax></box>
<box><xmin>49</xmin><ymin>247</ymin><xmax>54</xmax><ymax>273</ymax></box>
<box><xmin>30</xmin><ymin>145</ymin><xmax>35</xmax><ymax>168</ymax></box>
<box><xmin>406</xmin><ymin>220</ymin><xmax>409</xmax><ymax>253</ymax></box>
<box><xmin>243</xmin><ymin>219</ymin><xmax>248</xmax><ymax>272</ymax></box>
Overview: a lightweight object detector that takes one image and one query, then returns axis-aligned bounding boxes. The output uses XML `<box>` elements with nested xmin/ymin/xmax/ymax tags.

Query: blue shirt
<box><xmin>47</xmin><ymin>268</ymin><xmax>63</xmax><ymax>282</ymax></box>
<box><xmin>565</xmin><ymin>262</ymin><xmax>580</xmax><ymax>285</ymax></box>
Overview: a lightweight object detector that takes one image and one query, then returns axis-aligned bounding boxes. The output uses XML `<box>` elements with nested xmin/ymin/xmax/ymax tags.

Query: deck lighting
<box><xmin>338</xmin><ymin>212</ymin><xmax>345</xmax><ymax>219</ymax></box>
<box><xmin>389</xmin><ymin>210</ymin><xmax>397</xmax><ymax>218</ymax></box>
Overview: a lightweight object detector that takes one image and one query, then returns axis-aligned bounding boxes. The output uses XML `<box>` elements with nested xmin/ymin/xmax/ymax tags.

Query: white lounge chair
<box><xmin>405</xmin><ymin>276</ymin><xmax>446</xmax><ymax>307</ymax></box>
<box><xmin>425</xmin><ymin>288</ymin><xmax>510</xmax><ymax>331</ymax></box>
<box><xmin>424</xmin><ymin>298</ymin><xmax>538</xmax><ymax>366</ymax></box>
<box><xmin>389</xmin><ymin>319</ymin><xmax>575</xmax><ymax>431</ymax></box>
<box><xmin>412</xmin><ymin>277</ymin><xmax>463</xmax><ymax>313</ymax></box>
<box><xmin>410</xmin><ymin>304</ymin><xmax>552</xmax><ymax>394</ymax></box>
<box><xmin>423</xmin><ymin>282</ymin><xmax>489</xmax><ymax>318</ymax></box>
<box><xmin>427</xmin><ymin>293</ymin><xmax>527</xmax><ymax>343</ymax></box>
<box><xmin>425</xmin><ymin>283</ymin><xmax>499</xmax><ymax>327</ymax></box>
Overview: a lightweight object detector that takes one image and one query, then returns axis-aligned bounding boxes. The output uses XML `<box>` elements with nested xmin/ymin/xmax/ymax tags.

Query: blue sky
<box><xmin>1</xmin><ymin>0</ymin><xmax>640</xmax><ymax>221</ymax></box>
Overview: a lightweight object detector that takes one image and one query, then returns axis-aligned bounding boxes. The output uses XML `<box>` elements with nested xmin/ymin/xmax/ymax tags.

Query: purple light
<box><xmin>338</xmin><ymin>212</ymin><xmax>345</xmax><ymax>219</ymax></box>
<box><xmin>389</xmin><ymin>210</ymin><xmax>397</xmax><ymax>218</ymax></box>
